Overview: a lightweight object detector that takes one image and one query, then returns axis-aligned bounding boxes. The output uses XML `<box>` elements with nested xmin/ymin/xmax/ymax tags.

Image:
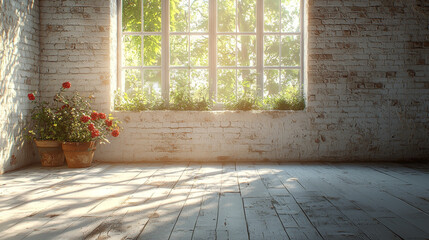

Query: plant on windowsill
<box><xmin>54</xmin><ymin>82</ymin><xmax>121</xmax><ymax>168</ymax></box>
<box><xmin>114</xmin><ymin>75</ymin><xmax>169</xmax><ymax>111</ymax></box>
<box><xmin>264</xmin><ymin>85</ymin><xmax>305</xmax><ymax>110</ymax></box>
<box><xmin>223</xmin><ymin>93</ymin><xmax>263</xmax><ymax>111</ymax></box>
<box><xmin>114</xmin><ymin>85</ymin><xmax>213</xmax><ymax>111</ymax></box>
<box><xmin>168</xmin><ymin>85</ymin><xmax>213</xmax><ymax>111</ymax></box>
<box><xmin>113</xmin><ymin>78</ymin><xmax>304</xmax><ymax>111</ymax></box>
<box><xmin>114</xmin><ymin>89</ymin><xmax>168</xmax><ymax>111</ymax></box>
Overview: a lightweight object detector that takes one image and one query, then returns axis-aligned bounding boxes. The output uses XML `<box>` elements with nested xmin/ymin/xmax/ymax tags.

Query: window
<box><xmin>118</xmin><ymin>0</ymin><xmax>303</xmax><ymax>106</ymax></box>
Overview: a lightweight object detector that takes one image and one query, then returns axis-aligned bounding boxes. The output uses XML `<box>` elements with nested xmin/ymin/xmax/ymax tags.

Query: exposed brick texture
<box><xmin>2</xmin><ymin>0</ymin><xmax>429</xmax><ymax>172</ymax></box>
<box><xmin>305</xmin><ymin>0</ymin><xmax>429</xmax><ymax>161</ymax></box>
<box><xmin>39</xmin><ymin>0</ymin><xmax>111</xmax><ymax>112</ymax></box>
<box><xmin>0</xmin><ymin>0</ymin><xmax>40</xmax><ymax>173</ymax></box>
<box><xmin>101</xmin><ymin>0</ymin><xmax>429</xmax><ymax>162</ymax></box>
<box><xmin>96</xmin><ymin>111</ymin><xmax>316</xmax><ymax>162</ymax></box>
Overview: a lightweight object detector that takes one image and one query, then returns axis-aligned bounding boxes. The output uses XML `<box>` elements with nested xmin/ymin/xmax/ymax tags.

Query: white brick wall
<box><xmin>2</xmin><ymin>0</ymin><xmax>428</xmax><ymax>171</ymax></box>
<box><xmin>39</xmin><ymin>0</ymin><xmax>429</xmax><ymax>162</ymax></box>
<box><xmin>306</xmin><ymin>0</ymin><xmax>429</xmax><ymax>161</ymax></box>
<box><xmin>0</xmin><ymin>0</ymin><xmax>40</xmax><ymax>173</ymax></box>
<box><xmin>103</xmin><ymin>0</ymin><xmax>428</xmax><ymax>162</ymax></box>
<box><xmin>39</xmin><ymin>0</ymin><xmax>111</xmax><ymax>112</ymax></box>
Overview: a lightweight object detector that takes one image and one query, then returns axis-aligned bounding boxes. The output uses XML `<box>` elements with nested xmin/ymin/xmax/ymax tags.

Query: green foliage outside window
<box><xmin>118</xmin><ymin>0</ymin><xmax>304</xmax><ymax>111</ymax></box>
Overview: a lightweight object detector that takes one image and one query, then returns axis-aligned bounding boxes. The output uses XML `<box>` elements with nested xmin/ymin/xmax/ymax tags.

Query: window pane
<box><xmin>170</xmin><ymin>69</ymin><xmax>189</xmax><ymax>91</ymax></box>
<box><xmin>218</xmin><ymin>0</ymin><xmax>236</xmax><ymax>32</ymax></box>
<box><xmin>264</xmin><ymin>0</ymin><xmax>280</xmax><ymax>32</ymax></box>
<box><xmin>238</xmin><ymin>0</ymin><xmax>256</xmax><ymax>32</ymax></box>
<box><xmin>281</xmin><ymin>35</ymin><xmax>300</xmax><ymax>66</ymax></box>
<box><xmin>144</xmin><ymin>0</ymin><xmax>161</xmax><ymax>32</ymax></box>
<box><xmin>191</xmin><ymin>35</ymin><xmax>209</xmax><ymax>66</ymax></box>
<box><xmin>170</xmin><ymin>0</ymin><xmax>188</xmax><ymax>32</ymax></box>
<box><xmin>191</xmin><ymin>69</ymin><xmax>209</xmax><ymax>99</ymax></box>
<box><xmin>122</xmin><ymin>0</ymin><xmax>141</xmax><ymax>32</ymax></box>
<box><xmin>217</xmin><ymin>35</ymin><xmax>236</xmax><ymax>66</ymax></box>
<box><xmin>217</xmin><ymin>69</ymin><xmax>236</xmax><ymax>102</ymax></box>
<box><xmin>170</xmin><ymin>35</ymin><xmax>188</xmax><ymax>66</ymax></box>
<box><xmin>282</xmin><ymin>0</ymin><xmax>300</xmax><ymax>32</ymax></box>
<box><xmin>191</xmin><ymin>0</ymin><xmax>209</xmax><ymax>32</ymax></box>
<box><xmin>237</xmin><ymin>69</ymin><xmax>257</xmax><ymax>96</ymax></box>
<box><xmin>144</xmin><ymin>35</ymin><xmax>161</xmax><ymax>66</ymax></box>
<box><xmin>123</xmin><ymin>35</ymin><xmax>141</xmax><ymax>66</ymax></box>
<box><xmin>120</xmin><ymin>0</ymin><xmax>303</xmax><ymax>105</ymax></box>
<box><xmin>144</xmin><ymin>70</ymin><xmax>162</xmax><ymax>98</ymax></box>
<box><xmin>280</xmin><ymin>69</ymin><xmax>299</xmax><ymax>89</ymax></box>
<box><xmin>238</xmin><ymin>35</ymin><xmax>256</xmax><ymax>66</ymax></box>
<box><xmin>264</xmin><ymin>69</ymin><xmax>280</xmax><ymax>96</ymax></box>
<box><xmin>124</xmin><ymin>69</ymin><xmax>142</xmax><ymax>93</ymax></box>
<box><xmin>264</xmin><ymin>35</ymin><xmax>280</xmax><ymax>66</ymax></box>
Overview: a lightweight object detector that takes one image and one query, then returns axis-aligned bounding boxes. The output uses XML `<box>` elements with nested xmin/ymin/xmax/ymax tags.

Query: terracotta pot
<box><xmin>62</xmin><ymin>141</ymin><xmax>96</xmax><ymax>168</ymax></box>
<box><xmin>34</xmin><ymin>140</ymin><xmax>65</xmax><ymax>167</ymax></box>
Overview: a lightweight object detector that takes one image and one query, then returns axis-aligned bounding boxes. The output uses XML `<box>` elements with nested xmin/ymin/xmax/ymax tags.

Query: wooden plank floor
<box><xmin>1</xmin><ymin>162</ymin><xmax>429</xmax><ymax>240</ymax></box>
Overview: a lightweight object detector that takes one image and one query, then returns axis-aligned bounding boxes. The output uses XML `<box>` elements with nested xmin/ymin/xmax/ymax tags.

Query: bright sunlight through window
<box><xmin>118</xmin><ymin>0</ymin><xmax>303</xmax><ymax>110</ymax></box>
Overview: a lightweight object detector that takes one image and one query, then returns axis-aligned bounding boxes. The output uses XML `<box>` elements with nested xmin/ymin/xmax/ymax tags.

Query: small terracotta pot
<box><xmin>34</xmin><ymin>140</ymin><xmax>65</xmax><ymax>167</ymax></box>
<box><xmin>62</xmin><ymin>141</ymin><xmax>96</xmax><ymax>168</ymax></box>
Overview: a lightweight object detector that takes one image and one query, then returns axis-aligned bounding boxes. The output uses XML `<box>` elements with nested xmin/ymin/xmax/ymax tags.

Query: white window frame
<box><xmin>117</xmin><ymin>0</ymin><xmax>304</xmax><ymax>105</ymax></box>
<box><xmin>261</xmin><ymin>0</ymin><xmax>304</xmax><ymax>98</ymax></box>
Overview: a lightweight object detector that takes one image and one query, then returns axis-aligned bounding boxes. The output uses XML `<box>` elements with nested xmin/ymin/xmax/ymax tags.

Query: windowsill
<box><xmin>109</xmin><ymin>109</ymin><xmax>308</xmax><ymax>124</ymax></box>
<box><xmin>111</xmin><ymin>109</ymin><xmax>306</xmax><ymax>113</ymax></box>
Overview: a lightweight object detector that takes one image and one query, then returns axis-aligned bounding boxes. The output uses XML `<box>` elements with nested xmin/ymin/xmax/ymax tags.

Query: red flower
<box><xmin>105</xmin><ymin>119</ymin><xmax>113</xmax><ymax>127</ymax></box>
<box><xmin>88</xmin><ymin>123</ymin><xmax>95</xmax><ymax>131</ymax></box>
<box><xmin>91</xmin><ymin>112</ymin><xmax>99</xmax><ymax>121</ymax></box>
<box><xmin>28</xmin><ymin>93</ymin><xmax>35</xmax><ymax>101</ymax></box>
<box><xmin>62</xmin><ymin>82</ymin><xmax>71</xmax><ymax>89</ymax></box>
<box><xmin>61</xmin><ymin>104</ymin><xmax>69</xmax><ymax>110</ymax></box>
<box><xmin>80</xmin><ymin>115</ymin><xmax>90</xmax><ymax>123</ymax></box>
<box><xmin>91</xmin><ymin>130</ymin><xmax>100</xmax><ymax>138</ymax></box>
<box><xmin>98</xmin><ymin>112</ymin><xmax>106</xmax><ymax>119</ymax></box>
<box><xmin>111</xmin><ymin>129</ymin><xmax>120</xmax><ymax>137</ymax></box>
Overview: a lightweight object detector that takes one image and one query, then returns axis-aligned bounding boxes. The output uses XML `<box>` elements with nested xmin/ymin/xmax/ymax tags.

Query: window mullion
<box><xmin>278</xmin><ymin>0</ymin><xmax>282</xmax><ymax>88</ymax></box>
<box><xmin>117</xmin><ymin>0</ymin><xmax>123</xmax><ymax>91</ymax></box>
<box><xmin>300</xmin><ymin>0</ymin><xmax>304</xmax><ymax>96</ymax></box>
<box><xmin>256</xmin><ymin>0</ymin><xmax>264</xmax><ymax>98</ymax></box>
<box><xmin>141</xmin><ymin>0</ymin><xmax>144</xmax><ymax>92</ymax></box>
<box><xmin>209</xmin><ymin>0</ymin><xmax>217</xmax><ymax>101</ymax></box>
<box><xmin>188</xmin><ymin>0</ymin><xmax>191</xmax><ymax>89</ymax></box>
<box><xmin>235</xmin><ymin>0</ymin><xmax>238</xmax><ymax>99</ymax></box>
<box><xmin>161</xmin><ymin>0</ymin><xmax>170</xmax><ymax>102</ymax></box>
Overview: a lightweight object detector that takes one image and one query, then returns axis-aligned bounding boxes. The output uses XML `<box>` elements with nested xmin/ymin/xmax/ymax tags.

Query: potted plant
<box><xmin>26</xmin><ymin>86</ymin><xmax>67</xmax><ymax>167</ymax></box>
<box><xmin>55</xmin><ymin>82</ymin><xmax>121</xmax><ymax>168</ymax></box>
